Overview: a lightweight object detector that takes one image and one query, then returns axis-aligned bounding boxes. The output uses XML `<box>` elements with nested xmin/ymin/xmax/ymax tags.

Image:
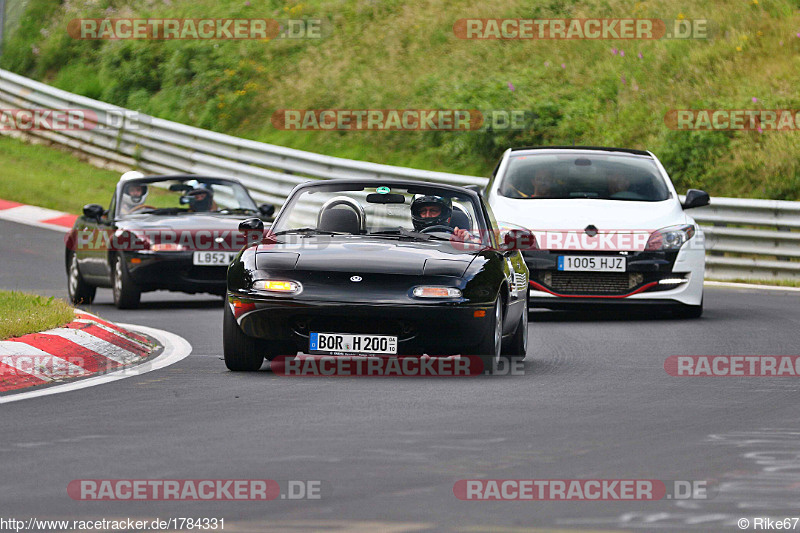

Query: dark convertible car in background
<box><xmin>224</xmin><ymin>178</ymin><xmax>531</xmax><ymax>372</ymax></box>
<box><xmin>65</xmin><ymin>172</ymin><xmax>274</xmax><ymax>309</ymax></box>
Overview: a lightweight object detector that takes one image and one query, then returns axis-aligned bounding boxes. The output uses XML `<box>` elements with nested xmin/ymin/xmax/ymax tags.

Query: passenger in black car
<box><xmin>185</xmin><ymin>188</ymin><xmax>215</xmax><ymax>212</ymax></box>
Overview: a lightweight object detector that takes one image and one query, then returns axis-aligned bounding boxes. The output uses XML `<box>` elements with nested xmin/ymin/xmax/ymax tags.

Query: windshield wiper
<box><xmin>215</xmin><ymin>208</ymin><xmax>259</xmax><ymax>215</ymax></box>
<box><xmin>367</xmin><ymin>227</ymin><xmax>431</xmax><ymax>240</ymax></box>
<box><xmin>145</xmin><ymin>208</ymin><xmax>182</xmax><ymax>215</ymax></box>
<box><xmin>271</xmin><ymin>227</ymin><xmax>346</xmax><ymax>236</ymax></box>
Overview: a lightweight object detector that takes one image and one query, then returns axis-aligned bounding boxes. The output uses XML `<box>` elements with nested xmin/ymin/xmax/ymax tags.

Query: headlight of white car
<box><xmin>645</xmin><ymin>224</ymin><xmax>696</xmax><ymax>251</ymax></box>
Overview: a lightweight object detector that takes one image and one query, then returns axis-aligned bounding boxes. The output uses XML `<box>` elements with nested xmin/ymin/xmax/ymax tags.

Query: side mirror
<box><xmin>499</xmin><ymin>228</ymin><xmax>537</xmax><ymax>252</ymax></box>
<box><xmin>259</xmin><ymin>204</ymin><xmax>275</xmax><ymax>217</ymax></box>
<box><xmin>239</xmin><ymin>218</ymin><xmax>265</xmax><ymax>245</ymax></box>
<box><xmin>83</xmin><ymin>203</ymin><xmax>104</xmax><ymax>220</ymax></box>
<box><xmin>239</xmin><ymin>217</ymin><xmax>264</xmax><ymax>234</ymax></box>
<box><xmin>683</xmin><ymin>189</ymin><xmax>710</xmax><ymax>209</ymax></box>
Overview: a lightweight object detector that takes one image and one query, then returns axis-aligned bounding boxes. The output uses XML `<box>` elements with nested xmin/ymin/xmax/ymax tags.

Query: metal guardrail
<box><xmin>0</xmin><ymin>68</ymin><xmax>798</xmax><ymax>281</ymax></box>
<box><xmin>693</xmin><ymin>198</ymin><xmax>800</xmax><ymax>280</ymax></box>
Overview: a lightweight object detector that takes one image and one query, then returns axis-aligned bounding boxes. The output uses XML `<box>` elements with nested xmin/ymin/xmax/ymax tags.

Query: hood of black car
<box><xmin>255</xmin><ymin>237</ymin><xmax>478</xmax><ymax>277</ymax></box>
<box><xmin>117</xmin><ymin>213</ymin><xmax>248</xmax><ymax>232</ymax></box>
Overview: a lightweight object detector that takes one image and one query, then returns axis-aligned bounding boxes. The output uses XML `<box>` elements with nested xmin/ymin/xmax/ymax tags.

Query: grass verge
<box><xmin>0</xmin><ymin>290</ymin><xmax>75</xmax><ymax>340</ymax></box>
<box><xmin>0</xmin><ymin>135</ymin><xmax>120</xmax><ymax>213</ymax></box>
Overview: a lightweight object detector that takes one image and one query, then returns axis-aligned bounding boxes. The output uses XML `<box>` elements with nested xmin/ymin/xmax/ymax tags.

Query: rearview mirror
<box><xmin>683</xmin><ymin>189</ymin><xmax>710</xmax><ymax>209</ymax></box>
<box><xmin>366</xmin><ymin>193</ymin><xmax>405</xmax><ymax>204</ymax></box>
<box><xmin>83</xmin><ymin>203</ymin><xmax>104</xmax><ymax>220</ymax></box>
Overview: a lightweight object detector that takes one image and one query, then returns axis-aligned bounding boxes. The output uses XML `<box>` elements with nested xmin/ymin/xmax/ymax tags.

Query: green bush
<box><xmin>658</xmin><ymin>130</ymin><xmax>732</xmax><ymax>194</ymax></box>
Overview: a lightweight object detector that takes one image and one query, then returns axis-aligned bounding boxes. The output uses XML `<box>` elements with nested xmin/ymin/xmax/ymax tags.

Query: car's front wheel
<box><xmin>223</xmin><ymin>302</ymin><xmax>269</xmax><ymax>371</ymax></box>
<box><xmin>66</xmin><ymin>250</ymin><xmax>96</xmax><ymax>305</ymax></box>
<box><xmin>112</xmin><ymin>253</ymin><xmax>141</xmax><ymax>309</ymax></box>
<box><xmin>503</xmin><ymin>292</ymin><xmax>528</xmax><ymax>361</ymax></box>
<box><xmin>477</xmin><ymin>298</ymin><xmax>503</xmax><ymax>374</ymax></box>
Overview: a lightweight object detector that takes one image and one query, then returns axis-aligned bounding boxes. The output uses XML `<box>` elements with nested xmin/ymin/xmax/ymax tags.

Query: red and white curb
<box><xmin>0</xmin><ymin>198</ymin><xmax>76</xmax><ymax>233</ymax></box>
<box><xmin>0</xmin><ymin>311</ymin><xmax>191</xmax><ymax>403</ymax></box>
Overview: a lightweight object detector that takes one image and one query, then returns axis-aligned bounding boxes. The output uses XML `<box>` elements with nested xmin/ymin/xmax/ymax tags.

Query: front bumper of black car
<box><xmin>230</xmin><ymin>296</ymin><xmax>497</xmax><ymax>356</ymax></box>
<box><xmin>124</xmin><ymin>251</ymin><xmax>230</xmax><ymax>295</ymax></box>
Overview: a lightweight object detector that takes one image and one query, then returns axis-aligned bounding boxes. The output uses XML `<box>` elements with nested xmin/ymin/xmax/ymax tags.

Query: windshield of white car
<box><xmin>498</xmin><ymin>154</ymin><xmax>671</xmax><ymax>202</ymax></box>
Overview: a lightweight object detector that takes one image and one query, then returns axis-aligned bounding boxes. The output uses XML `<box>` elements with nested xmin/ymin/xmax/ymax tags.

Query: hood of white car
<box><xmin>491</xmin><ymin>196</ymin><xmax>687</xmax><ymax>232</ymax></box>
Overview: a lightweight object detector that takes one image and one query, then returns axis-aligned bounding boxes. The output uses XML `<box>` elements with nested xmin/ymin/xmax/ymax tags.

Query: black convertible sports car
<box><xmin>224</xmin><ymin>178</ymin><xmax>531</xmax><ymax>372</ymax></box>
<box><xmin>65</xmin><ymin>173</ymin><xmax>274</xmax><ymax>309</ymax></box>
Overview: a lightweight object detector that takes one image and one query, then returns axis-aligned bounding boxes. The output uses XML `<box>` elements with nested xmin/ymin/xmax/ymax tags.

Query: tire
<box><xmin>675</xmin><ymin>298</ymin><xmax>703</xmax><ymax>319</ymax></box>
<box><xmin>112</xmin><ymin>253</ymin><xmax>141</xmax><ymax>309</ymax></box>
<box><xmin>503</xmin><ymin>292</ymin><xmax>528</xmax><ymax>362</ymax></box>
<box><xmin>66</xmin><ymin>250</ymin><xmax>96</xmax><ymax>305</ymax></box>
<box><xmin>476</xmin><ymin>298</ymin><xmax>503</xmax><ymax>375</ymax></box>
<box><xmin>223</xmin><ymin>302</ymin><xmax>268</xmax><ymax>371</ymax></box>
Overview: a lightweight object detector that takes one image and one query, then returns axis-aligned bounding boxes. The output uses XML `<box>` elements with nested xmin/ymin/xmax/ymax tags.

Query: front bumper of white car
<box><xmin>524</xmin><ymin>243</ymin><xmax>705</xmax><ymax>307</ymax></box>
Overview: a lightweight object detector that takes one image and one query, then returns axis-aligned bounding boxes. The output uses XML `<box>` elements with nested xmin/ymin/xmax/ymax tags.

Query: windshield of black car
<box><xmin>117</xmin><ymin>179</ymin><xmax>258</xmax><ymax>216</ymax></box>
<box><xmin>498</xmin><ymin>153</ymin><xmax>671</xmax><ymax>201</ymax></box>
<box><xmin>270</xmin><ymin>185</ymin><xmax>487</xmax><ymax>243</ymax></box>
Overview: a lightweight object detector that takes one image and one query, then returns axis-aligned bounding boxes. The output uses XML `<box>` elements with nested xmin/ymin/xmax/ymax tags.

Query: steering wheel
<box><xmin>420</xmin><ymin>224</ymin><xmax>455</xmax><ymax>234</ymax></box>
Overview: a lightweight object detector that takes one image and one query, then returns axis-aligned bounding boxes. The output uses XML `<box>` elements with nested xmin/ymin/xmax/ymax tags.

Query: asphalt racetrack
<box><xmin>2</xmin><ymin>218</ymin><xmax>800</xmax><ymax>532</ymax></box>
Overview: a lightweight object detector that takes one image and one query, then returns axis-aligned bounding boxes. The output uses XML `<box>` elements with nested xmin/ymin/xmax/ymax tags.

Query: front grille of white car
<box><xmin>542</xmin><ymin>272</ymin><xmax>638</xmax><ymax>294</ymax></box>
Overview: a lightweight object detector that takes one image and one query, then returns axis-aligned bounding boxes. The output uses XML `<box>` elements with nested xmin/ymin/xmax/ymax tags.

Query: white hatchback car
<box><xmin>485</xmin><ymin>146</ymin><xmax>709</xmax><ymax>317</ymax></box>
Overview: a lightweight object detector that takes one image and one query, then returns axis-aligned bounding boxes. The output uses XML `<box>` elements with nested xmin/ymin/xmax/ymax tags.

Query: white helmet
<box><xmin>120</xmin><ymin>170</ymin><xmax>145</xmax><ymax>181</ymax></box>
<box><xmin>120</xmin><ymin>171</ymin><xmax>148</xmax><ymax>214</ymax></box>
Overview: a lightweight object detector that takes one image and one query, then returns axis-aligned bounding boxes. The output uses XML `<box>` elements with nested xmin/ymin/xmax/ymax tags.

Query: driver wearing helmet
<box><xmin>410</xmin><ymin>195</ymin><xmax>478</xmax><ymax>243</ymax></box>
<box><xmin>119</xmin><ymin>171</ymin><xmax>150</xmax><ymax>215</ymax></box>
<box><xmin>185</xmin><ymin>187</ymin><xmax>215</xmax><ymax>212</ymax></box>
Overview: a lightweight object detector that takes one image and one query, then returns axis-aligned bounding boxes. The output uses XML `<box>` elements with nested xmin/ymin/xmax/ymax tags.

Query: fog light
<box><xmin>412</xmin><ymin>286</ymin><xmax>462</xmax><ymax>298</ymax></box>
<box><xmin>151</xmin><ymin>243</ymin><xmax>186</xmax><ymax>252</ymax></box>
<box><xmin>659</xmin><ymin>277</ymin><xmax>688</xmax><ymax>285</ymax></box>
<box><xmin>254</xmin><ymin>280</ymin><xmax>301</xmax><ymax>293</ymax></box>
<box><xmin>629</xmin><ymin>273</ymin><xmax>644</xmax><ymax>289</ymax></box>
